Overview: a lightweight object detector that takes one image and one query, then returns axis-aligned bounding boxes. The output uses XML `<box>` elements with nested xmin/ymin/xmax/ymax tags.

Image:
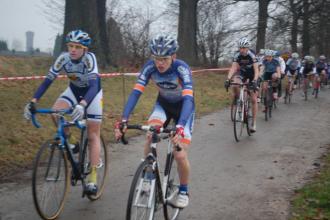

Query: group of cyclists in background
<box><xmin>22</xmin><ymin>29</ymin><xmax>329</xmax><ymax>219</ymax></box>
<box><xmin>225</xmin><ymin>37</ymin><xmax>329</xmax><ymax>133</ymax></box>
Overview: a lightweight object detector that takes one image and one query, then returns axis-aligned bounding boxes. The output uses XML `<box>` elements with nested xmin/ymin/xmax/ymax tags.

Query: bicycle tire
<box><xmin>164</xmin><ymin>153</ymin><xmax>180</xmax><ymax>220</ymax></box>
<box><xmin>230</xmin><ymin>98</ymin><xmax>237</xmax><ymax>122</ymax></box>
<box><xmin>32</xmin><ymin>140</ymin><xmax>70</xmax><ymax>220</ymax></box>
<box><xmin>126</xmin><ymin>159</ymin><xmax>157</xmax><ymax>220</ymax></box>
<box><xmin>233</xmin><ymin>101</ymin><xmax>243</xmax><ymax>142</ymax></box>
<box><xmin>82</xmin><ymin>135</ymin><xmax>109</xmax><ymax>201</ymax></box>
<box><xmin>245</xmin><ymin>98</ymin><xmax>252</xmax><ymax>136</ymax></box>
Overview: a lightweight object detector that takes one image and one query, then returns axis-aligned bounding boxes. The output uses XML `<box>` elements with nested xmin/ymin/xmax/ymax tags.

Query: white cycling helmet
<box><xmin>238</xmin><ymin>37</ymin><xmax>251</xmax><ymax>48</ymax></box>
<box><xmin>291</xmin><ymin>52</ymin><xmax>299</xmax><ymax>59</ymax></box>
<box><xmin>259</xmin><ymin>49</ymin><xmax>265</xmax><ymax>55</ymax></box>
<box><xmin>66</xmin><ymin>30</ymin><xmax>91</xmax><ymax>47</ymax></box>
<box><xmin>264</xmin><ymin>49</ymin><xmax>273</xmax><ymax>56</ymax></box>
<box><xmin>319</xmin><ymin>55</ymin><xmax>326</xmax><ymax>60</ymax></box>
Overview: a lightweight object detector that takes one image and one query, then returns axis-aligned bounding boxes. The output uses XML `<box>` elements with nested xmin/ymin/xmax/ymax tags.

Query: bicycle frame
<box><xmin>31</xmin><ymin>109</ymin><xmax>88</xmax><ymax>185</ymax></box>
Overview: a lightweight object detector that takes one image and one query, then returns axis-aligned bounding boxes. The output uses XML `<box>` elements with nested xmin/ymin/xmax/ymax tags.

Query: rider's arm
<box><xmin>32</xmin><ymin>53</ymin><xmax>67</xmax><ymax>101</ymax></box>
<box><xmin>253</xmin><ymin>62</ymin><xmax>259</xmax><ymax>81</ymax></box>
<box><xmin>82</xmin><ymin>53</ymin><xmax>100</xmax><ymax>105</ymax></box>
<box><xmin>227</xmin><ymin>62</ymin><xmax>239</xmax><ymax>80</ymax></box>
<box><xmin>122</xmin><ymin>61</ymin><xmax>153</xmax><ymax>121</ymax></box>
<box><xmin>276</xmin><ymin>66</ymin><xmax>281</xmax><ymax>78</ymax></box>
<box><xmin>177</xmin><ymin>64</ymin><xmax>194</xmax><ymax>127</ymax></box>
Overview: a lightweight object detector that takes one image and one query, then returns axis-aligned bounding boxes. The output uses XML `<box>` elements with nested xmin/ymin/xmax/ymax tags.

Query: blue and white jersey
<box><xmin>47</xmin><ymin>52</ymin><xmax>99</xmax><ymax>87</ymax></box>
<box><xmin>262</xmin><ymin>59</ymin><xmax>280</xmax><ymax>73</ymax></box>
<box><xmin>286</xmin><ymin>58</ymin><xmax>301</xmax><ymax>71</ymax></box>
<box><xmin>122</xmin><ymin>59</ymin><xmax>194</xmax><ymax>127</ymax></box>
<box><xmin>33</xmin><ymin>52</ymin><xmax>101</xmax><ymax>104</ymax></box>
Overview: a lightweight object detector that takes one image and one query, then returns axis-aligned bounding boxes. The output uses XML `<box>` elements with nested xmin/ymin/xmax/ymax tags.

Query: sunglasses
<box><xmin>152</xmin><ymin>55</ymin><xmax>172</xmax><ymax>63</ymax></box>
<box><xmin>67</xmin><ymin>43</ymin><xmax>86</xmax><ymax>50</ymax></box>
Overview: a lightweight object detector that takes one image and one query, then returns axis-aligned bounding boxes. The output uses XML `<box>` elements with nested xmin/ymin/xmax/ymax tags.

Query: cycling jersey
<box><xmin>315</xmin><ymin>61</ymin><xmax>327</xmax><ymax>73</ymax></box>
<box><xmin>275</xmin><ymin>56</ymin><xmax>286</xmax><ymax>74</ymax></box>
<box><xmin>33</xmin><ymin>52</ymin><xmax>101</xmax><ymax>105</ymax></box>
<box><xmin>262</xmin><ymin>59</ymin><xmax>280</xmax><ymax>80</ymax></box>
<box><xmin>286</xmin><ymin>58</ymin><xmax>301</xmax><ymax>71</ymax></box>
<box><xmin>233</xmin><ymin>50</ymin><xmax>258</xmax><ymax>77</ymax></box>
<box><xmin>122</xmin><ymin>59</ymin><xmax>194</xmax><ymax>127</ymax></box>
<box><xmin>300</xmin><ymin>62</ymin><xmax>316</xmax><ymax>78</ymax></box>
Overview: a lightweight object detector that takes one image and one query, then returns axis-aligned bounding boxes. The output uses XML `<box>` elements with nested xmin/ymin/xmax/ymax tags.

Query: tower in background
<box><xmin>26</xmin><ymin>31</ymin><xmax>34</xmax><ymax>52</ymax></box>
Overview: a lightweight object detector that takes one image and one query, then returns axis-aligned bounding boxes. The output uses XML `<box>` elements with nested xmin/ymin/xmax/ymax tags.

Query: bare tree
<box><xmin>197</xmin><ymin>0</ymin><xmax>229</xmax><ymax>67</ymax></box>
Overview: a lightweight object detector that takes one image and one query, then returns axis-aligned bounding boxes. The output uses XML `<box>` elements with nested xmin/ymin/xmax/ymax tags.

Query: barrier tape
<box><xmin>0</xmin><ymin>68</ymin><xmax>229</xmax><ymax>81</ymax></box>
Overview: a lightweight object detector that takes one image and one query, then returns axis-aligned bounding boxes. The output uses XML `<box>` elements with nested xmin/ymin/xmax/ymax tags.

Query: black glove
<box><xmin>251</xmin><ymin>80</ymin><xmax>259</xmax><ymax>91</ymax></box>
<box><xmin>224</xmin><ymin>79</ymin><xmax>230</xmax><ymax>90</ymax></box>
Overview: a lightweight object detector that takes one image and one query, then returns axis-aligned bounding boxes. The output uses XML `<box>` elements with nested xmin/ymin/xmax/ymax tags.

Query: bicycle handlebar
<box><xmin>30</xmin><ymin>108</ymin><xmax>85</xmax><ymax>129</ymax></box>
<box><xmin>120</xmin><ymin>124</ymin><xmax>182</xmax><ymax>151</ymax></box>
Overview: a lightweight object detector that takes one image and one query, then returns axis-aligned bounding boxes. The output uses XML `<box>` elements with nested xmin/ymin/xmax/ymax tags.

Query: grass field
<box><xmin>0</xmin><ymin>56</ymin><xmax>230</xmax><ymax>179</ymax></box>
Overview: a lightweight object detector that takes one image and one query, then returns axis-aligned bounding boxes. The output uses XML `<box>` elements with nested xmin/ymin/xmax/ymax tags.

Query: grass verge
<box><xmin>290</xmin><ymin>145</ymin><xmax>330</xmax><ymax>219</ymax></box>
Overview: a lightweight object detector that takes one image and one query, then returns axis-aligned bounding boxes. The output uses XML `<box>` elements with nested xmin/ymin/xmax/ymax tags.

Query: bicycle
<box><xmin>30</xmin><ymin>108</ymin><xmax>108</xmax><ymax>220</ymax></box>
<box><xmin>302</xmin><ymin>73</ymin><xmax>315</xmax><ymax>100</ymax></box>
<box><xmin>121</xmin><ymin>124</ymin><xmax>182</xmax><ymax>220</ymax></box>
<box><xmin>262</xmin><ymin>79</ymin><xmax>278</xmax><ymax>121</ymax></box>
<box><xmin>228</xmin><ymin>78</ymin><xmax>253</xmax><ymax>142</ymax></box>
<box><xmin>284</xmin><ymin>74</ymin><xmax>295</xmax><ymax>104</ymax></box>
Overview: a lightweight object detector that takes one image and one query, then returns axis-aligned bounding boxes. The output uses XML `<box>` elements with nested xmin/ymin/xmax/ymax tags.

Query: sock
<box><xmin>88</xmin><ymin>166</ymin><xmax>97</xmax><ymax>184</ymax></box>
<box><xmin>179</xmin><ymin>184</ymin><xmax>188</xmax><ymax>194</ymax></box>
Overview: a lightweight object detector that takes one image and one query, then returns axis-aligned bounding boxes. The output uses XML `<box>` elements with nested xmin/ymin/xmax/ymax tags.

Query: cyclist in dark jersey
<box><xmin>115</xmin><ymin>35</ymin><xmax>194</xmax><ymax>208</ymax></box>
<box><xmin>315</xmin><ymin>55</ymin><xmax>328</xmax><ymax>86</ymax></box>
<box><xmin>225</xmin><ymin>37</ymin><xmax>259</xmax><ymax>132</ymax></box>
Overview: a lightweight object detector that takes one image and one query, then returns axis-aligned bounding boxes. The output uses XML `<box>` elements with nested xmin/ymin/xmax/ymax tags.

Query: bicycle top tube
<box><xmin>31</xmin><ymin>108</ymin><xmax>86</xmax><ymax>130</ymax></box>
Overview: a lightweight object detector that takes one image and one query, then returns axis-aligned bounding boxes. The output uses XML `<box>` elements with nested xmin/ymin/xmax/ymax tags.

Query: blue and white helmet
<box><xmin>66</xmin><ymin>30</ymin><xmax>91</xmax><ymax>47</ymax></box>
<box><xmin>238</xmin><ymin>37</ymin><xmax>251</xmax><ymax>48</ymax></box>
<box><xmin>264</xmin><ymin>49</ymin><xmax>273</xmax><ymax>56</ymax></box>
<box><xmin>149</xmin><ymin>35</ymin><xmax>178</xmax><ymax>56</ymax></box>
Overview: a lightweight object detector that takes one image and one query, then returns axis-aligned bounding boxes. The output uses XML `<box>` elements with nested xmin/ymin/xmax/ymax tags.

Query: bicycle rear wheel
<box><xmin>82</xmin><ymin>135</ymin><xmax>109</xmax><ymax>201</ymax></box>
<box><xmin>32</xmin><ymin>140</ymin><xmax>70</xmax><ymax>220</ymax></box>
<box><xmin>126</xmin><ymin>160</ymin><xmax>157</xmax><ymax>220</ymax></box>
<box><xmin>164</xmin><ymin>153</ymin><xmax>180</xmax><ymax>220</ymax></box>
<box><xmin>233</xmin><ymin>100</ymin><xmax>244</xmax><ymax>142</ymax></box>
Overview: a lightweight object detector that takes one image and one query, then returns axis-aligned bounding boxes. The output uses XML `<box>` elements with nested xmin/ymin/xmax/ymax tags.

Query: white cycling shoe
<box><xmin>170</xmin><ymin>192</ymin><xmax>189</xmax><ymax>208</ymax></box>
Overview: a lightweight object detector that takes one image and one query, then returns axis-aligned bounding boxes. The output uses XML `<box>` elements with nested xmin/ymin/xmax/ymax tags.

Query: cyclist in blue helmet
<box><xmin>24</xmin><ymin>29</ymin><xmax>103</xmax><ymax>195</ymax></box>
<box><xmin>115</xmin><ymin>34</ymin><xmax>194</xmax><ymax>208</ymax></box>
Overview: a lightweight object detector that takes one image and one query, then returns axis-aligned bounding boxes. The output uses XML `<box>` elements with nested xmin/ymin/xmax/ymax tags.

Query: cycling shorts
<box><xmin>148</xmin><ymin>96</ymin><xmax>195</xmax><ymax>145</ymax></box>
<box><xmin>57</xmin><ymin>87</ymin><xmax>103</xmax><ymax>122</ymax></box>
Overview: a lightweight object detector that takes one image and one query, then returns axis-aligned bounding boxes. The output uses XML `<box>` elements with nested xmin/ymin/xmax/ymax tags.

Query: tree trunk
<box><xmin>301</xmin><ymin>0</ymin><xmax>310</xmax><ymax>55</ymax></box>
<box><xmin>256</xmin><ymin>0</ymin><xmax>270</xmax><ymax>52</ymax></box>
<box><xmin>178</xmin><ymin>0</ymin><xmax>199</xmax><ymax>66</ymax></box>
<box><xmin>62</xmin><ymin>0</ymin><xmax>109</xmax><ymax>66</ymax></box>
<box><xmin>289</xmin><ymin>0</ymin><xmax>299</xmax><ymax>52</ymax></box>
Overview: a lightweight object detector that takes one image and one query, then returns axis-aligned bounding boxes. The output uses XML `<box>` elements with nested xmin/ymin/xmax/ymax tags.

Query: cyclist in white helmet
<box><xmin>225</xmin><ymin>37</ymin><xmax>259</xmax><ymax>132</ymax></box>
<box><xmin>24</xmin><ymin>30</ymin><xmax>103</xmax><ymax>195</ymax></box>
<box><xmin>115</xmin><ymin>35</ymin><xmax>194</xmax><ymax>208</ymax></box>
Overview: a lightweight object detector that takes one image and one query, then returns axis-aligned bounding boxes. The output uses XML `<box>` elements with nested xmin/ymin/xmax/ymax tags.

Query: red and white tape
<box><xmin>0</xmin><ymin>68</ymin><xmax>229</xmax><ymax>81</ymax></box>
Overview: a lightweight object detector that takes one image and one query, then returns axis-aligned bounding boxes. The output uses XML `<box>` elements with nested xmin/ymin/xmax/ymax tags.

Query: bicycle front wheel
<box><xmin>233</xmin><ymin>101</ymin><xmax>244</xmax><ymax>142</ymax></box>
<box><xmin>245</xmin><ymin>99</ymin><xmax>253</xmax><ymax>136</ymax></box>
<box><xmin>82</xmin><ymin>135</ymin><xmax>109</xmax><ymax>201</ymax></box>
<box><xmin>126</xmin><ymin>160</ymin><xmax>157</xmax><ymax>220</ymax></box>
<box><xmin>164</xmin><ymin>154</ymin><xmax>181</xmax><ymax>220</ymax></box>
<box><xmin>32</xmin><ymin>140</ymin><xmax>70</xmax><ymax>220</ymax></box>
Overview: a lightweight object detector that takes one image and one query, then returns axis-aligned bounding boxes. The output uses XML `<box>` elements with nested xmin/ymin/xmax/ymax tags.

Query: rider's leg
<box><xmin>272</xmin><ymin>74</ymin><xmax>279</xmax><ymax>99</ymax></box>
<box><xmin>87</xmin><ymin>121</ymin><xmax>101</xmax><ymax>184</ymax></box>
<box><xmin>250</xmin><ymin>91</ymin><xmax>258</xmax><ymax>131</ymax></box>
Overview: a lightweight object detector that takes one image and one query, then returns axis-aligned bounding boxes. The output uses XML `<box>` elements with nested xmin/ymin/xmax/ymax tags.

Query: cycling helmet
<box><xmin>274</xmin><ymin>51</ymin><xmax>281</xmax><ymax>57</ymax></box>
<box><xmin>259</xmin><ymin>49</ymin><xmax>265</xmax><ymax>55</ymax></box>
<box><xmin>66</xmin><ymin>30</ymin><xmax>91</xmax><ymax>47</ymax></box>
<box><xmin>291</xmin><ymin>52</ymin><xmax>299</xmax><ymax>59</ymax></box>
<box><xmin>264</xmin><ymin>49</ymin><xmax>273</xmax><ymax>56</ymax></box>
<box><xmin>238</xmin><ymin>37</ymin><xmax>251</xmax><ymax>48</ymax></box>
<box><xmin>319</xmin><ymin>55</ymin><xmax>326</xmax><ymax>60</ymax></box>
<box><xmin>149</xmin><ymin>35</ymin><xmax>178</xmax><ymax>56</ymax></box>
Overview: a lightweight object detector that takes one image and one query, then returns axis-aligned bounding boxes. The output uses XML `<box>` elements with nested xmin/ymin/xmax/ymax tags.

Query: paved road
<box><xmin>1</xmin><ymin>89</ymin><xmax>330</xmax><ymax>220</ymax></box>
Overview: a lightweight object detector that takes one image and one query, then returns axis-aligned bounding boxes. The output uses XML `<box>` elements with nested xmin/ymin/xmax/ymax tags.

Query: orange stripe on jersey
<box><xmin>182</xmin><ymin>89</ymin><xmax>193</xmax><ymax>97</ymax></box>
<box><xmin>134</xmin><ymin>84</ymin><xmax>145</xmax><ymax>93</ymax></box>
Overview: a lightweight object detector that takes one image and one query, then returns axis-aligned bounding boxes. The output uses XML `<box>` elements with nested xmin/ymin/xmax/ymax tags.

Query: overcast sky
<box><xmin>0</xmin><ymin>0</ymin><xmax>61</xmax><ymax>52</ymax></box>
<box><xmin>0</xmin><ymin>0</ymin><xmax>167</xmax><ymax>53</ymax></box>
